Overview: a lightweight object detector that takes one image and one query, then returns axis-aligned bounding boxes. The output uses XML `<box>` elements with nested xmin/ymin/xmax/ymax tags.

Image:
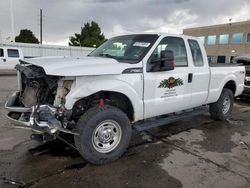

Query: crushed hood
<box><xmin>21</xmin><ymin>56</ymin><xmax>139</xmax><ymax>76</ymax></box>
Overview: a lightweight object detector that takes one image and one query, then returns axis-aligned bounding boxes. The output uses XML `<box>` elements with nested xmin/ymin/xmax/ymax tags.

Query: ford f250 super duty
<box><xmin>5</xmin><ymin>34</ymin><xmax>245</xmax><ymax>164</ymax></box>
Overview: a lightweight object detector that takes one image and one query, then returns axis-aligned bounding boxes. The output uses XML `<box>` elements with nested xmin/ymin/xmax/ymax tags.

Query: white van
<box><xmin>0</xmin><ymin>47</ymin><xmax>23</xmax><ymax>69</ymax></box>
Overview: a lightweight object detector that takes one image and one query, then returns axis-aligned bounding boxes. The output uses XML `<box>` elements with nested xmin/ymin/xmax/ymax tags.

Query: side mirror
<box><xmin>160</xmin><ymin>50</ymin><xmax>175</xmax><ymax>70</ymax></box>
<box><xmin>148</xmin><ymin>50</ymin><xmax>175</xmax><ymax>72</ymax></box>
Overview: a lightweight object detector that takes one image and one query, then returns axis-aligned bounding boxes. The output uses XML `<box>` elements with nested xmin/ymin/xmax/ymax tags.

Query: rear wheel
<box><xmin>74</xmin><ymin>105</ymin><xmax>131</xmax><ymax>165</ymax></box>
<box><xmin>210</xmin><ymin>88</ymin><xmax>234</xmax><ymax>121</ymax></box>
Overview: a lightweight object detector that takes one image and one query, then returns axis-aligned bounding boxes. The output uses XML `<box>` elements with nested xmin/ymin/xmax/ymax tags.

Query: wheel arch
<box><xmin>223</xmin><ymin>80</ymin><xmax>236</xmax><ymax>96</ymax></box>
<box><xmin>72</xmin><ymin>91</ymin><xmax>135</xmax><ymax>122</ymax></box>
<box><xmin>206</xmin><ymin>76</ymin><xmax>238</xmax><ymax>104</ymax></box>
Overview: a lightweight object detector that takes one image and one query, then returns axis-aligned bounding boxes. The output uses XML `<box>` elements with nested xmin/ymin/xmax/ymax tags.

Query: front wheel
<box><xmin>74</xmin><ymin>105</ymin><xmax>132</xmax><ymax>165</ymax></box>
<box><xmin>210</xmin><ymin>88</ymin><xmax>234</xmax><ymax>121</ymax></box>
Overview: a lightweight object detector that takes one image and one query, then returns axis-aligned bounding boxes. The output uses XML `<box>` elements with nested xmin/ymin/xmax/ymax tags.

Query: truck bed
<box><xmin>205</xmin><ymin>65</ymin><xmax>245</xmax><ymax>104</ymax></box>
<box><xmin>209</xmin><ymin>63</ymin><xmax>240</xmax><ymax>67</ymax></box>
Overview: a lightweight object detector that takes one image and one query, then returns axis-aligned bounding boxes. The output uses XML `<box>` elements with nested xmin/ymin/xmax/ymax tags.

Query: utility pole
<box><xmin>10</xmin><ymin>0</ymin><xmax>15</xmax><ymax>42</ymax></box>
<box><xmin>40</xmin><ymin>9</ymin><xmax>43</xmax><ymax>44</ymax></box>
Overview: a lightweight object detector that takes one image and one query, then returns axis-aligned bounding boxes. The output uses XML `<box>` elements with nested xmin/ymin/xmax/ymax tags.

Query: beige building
<box><xmin>183</xmin><ymin>20</ymin><xmax>250</xmax><ymax>63</ymax></box>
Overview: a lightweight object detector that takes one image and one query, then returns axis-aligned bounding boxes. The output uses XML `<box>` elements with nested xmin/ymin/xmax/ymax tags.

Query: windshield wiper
<box><xmin>99</xmin><ymin>53</ymin><xmax>116</xmax><ymax>58</ymax></box>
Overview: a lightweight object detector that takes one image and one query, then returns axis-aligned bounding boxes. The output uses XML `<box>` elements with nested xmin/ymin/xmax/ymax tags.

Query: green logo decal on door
<box><xmin>158</xmin><ymin>77</ymin><xmax>184</xmax><ymax>89</ymax></box>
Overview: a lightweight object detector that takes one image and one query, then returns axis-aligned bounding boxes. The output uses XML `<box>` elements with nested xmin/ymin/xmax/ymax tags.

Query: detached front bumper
<box><xmin>5</xmin><ymin>91</ymin><xmax>78</xmax><ymax>135</ymax></box>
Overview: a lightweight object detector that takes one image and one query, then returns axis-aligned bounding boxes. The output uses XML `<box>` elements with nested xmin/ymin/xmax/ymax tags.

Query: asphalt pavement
<box><xmin>0</xmin><ymin>75</ymin><xmax>250</xmax><ymax>188</ymax></box>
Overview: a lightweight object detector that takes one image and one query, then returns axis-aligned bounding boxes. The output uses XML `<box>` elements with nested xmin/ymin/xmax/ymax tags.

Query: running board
<box><xmin>133</xmin><ymin>107</ymin><xmax>208</xmax><ymax>132</ymax></box>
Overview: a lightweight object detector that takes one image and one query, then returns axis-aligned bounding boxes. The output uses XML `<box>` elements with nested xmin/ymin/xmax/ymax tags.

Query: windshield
<box><xmin>89</xmin><ymin>34</ymin><xmax>159</xmax><ymax>63</ymax></box>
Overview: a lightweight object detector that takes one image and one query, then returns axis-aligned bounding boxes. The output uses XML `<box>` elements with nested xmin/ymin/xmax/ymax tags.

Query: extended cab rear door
<box><xmin>187</xmin><ymin>39</ymin><xmax>210</xmax><ymax>107</ymax></box>
<box><xmin>143</xmin><ymin>36</ymin><xmax>193</xmax><ymax>119</ymax></box>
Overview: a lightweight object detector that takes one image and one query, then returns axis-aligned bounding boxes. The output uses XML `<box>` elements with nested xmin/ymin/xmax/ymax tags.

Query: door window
<box><xmin>149</xmin><ymin>37</ymin><xmax>188</xmax><ymax>67</ymax></box>
<box><xmin>0</xmin><ymin>49</ymin><xmax>3</xmax><ymax>57</ymax></box>
<box><xmin>7</xmin><ymin>49</ymin><xmax>20</xmax><ymax>58</ymax></box>
<box><xmin>188</xmin><ymin>39</ymin><xmax>204</xmax><ymax>66</ymax></box>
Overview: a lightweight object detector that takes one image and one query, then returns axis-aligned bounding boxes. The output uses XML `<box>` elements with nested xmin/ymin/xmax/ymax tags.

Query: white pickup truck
<box><xmin>5</xmin><ymin>34</ymin><xmax>245</xmax><ymax>164</ymax></box>
<box><xmin>0</xmin><ymin>47</ymin><xmax>23</xmax><ymax>69</ymax></box>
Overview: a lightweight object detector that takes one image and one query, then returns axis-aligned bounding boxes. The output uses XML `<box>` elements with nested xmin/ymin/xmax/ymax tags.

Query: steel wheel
<box><xmin>92</xmin><ymin>120</ymin><xmax>122</xmax><ymax>153</ymax></box>
<box><xmin>222</xmin><ymin>96</ymin><xmax>231</xmax><ymax>114</ymax></box>
<box><xmin>75</xmin><ymin>105</ymin><xmax>132</xmax><ymax>164</ymax></box>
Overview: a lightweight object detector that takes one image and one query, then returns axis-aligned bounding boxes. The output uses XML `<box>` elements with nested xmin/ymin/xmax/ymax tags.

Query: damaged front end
<box><xmin>5</xmin><ymin>61</ymin><xmax>79</xmax><ymax>141</ymax></box>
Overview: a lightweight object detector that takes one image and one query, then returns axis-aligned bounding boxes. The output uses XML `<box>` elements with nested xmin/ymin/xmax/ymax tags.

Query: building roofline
<box><xmin>183</xmin><ymin>20</ymin><xmax>250</xmax><ymax>31</ymax></box>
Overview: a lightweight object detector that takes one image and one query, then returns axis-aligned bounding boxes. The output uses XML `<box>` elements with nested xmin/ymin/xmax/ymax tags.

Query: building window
<box><xmin>7</xmin><ymin>49</ymin><xmax>19</xmax><ymax>58</ymax></box>
<box><xmin>247</xmin><ymin>33</ymin><xmax>250</xmax><ymax>43</ymax></box>
<box><xmin>207</xmin><ymin>56</ymin><xmax>217</xmax><ymax>63</ymax></box>
<box><xmin>217</xmin><ymin>56</ymin><xmax>226</xmax><ymax>63</ymax></box>
<box><xmin>0</xmin><ymin>49</ymin><xmax>3</xmax><ymax>57</ymax></box>
<box><xmin>207</xmin><ymin>35</ymin><xmax>216</xmax><ymax>45</ymax></box>
<box><xmin>198</xmin><ymin>36</ymin><xmax>205</xmax><ymax>44</ymax></box>
<box><xmin>231</xmin><ymin>33</ymin><xmax>243</xmax><ymax>44</ymax></box>
<box><xmin>219</xmin><ymin>34</ymin><xmax>229</xmax><ymax>44</ymax></box>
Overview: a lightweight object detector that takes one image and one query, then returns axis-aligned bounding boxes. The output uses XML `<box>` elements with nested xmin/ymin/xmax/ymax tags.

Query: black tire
<box><xmin>209</xmin><ymin>88</ymin><xmax>234</xmax><ymax>121</ymax></box>
<box><xmin>74</xmin><ymin>105</ymin><xmax>132</xmax><ymax>165</ymax></box>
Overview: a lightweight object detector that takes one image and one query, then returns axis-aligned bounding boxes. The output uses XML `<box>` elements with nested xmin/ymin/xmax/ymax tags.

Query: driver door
<box><xmin>143</xmin><ymin>36</ymin><xmax>192</xmax><ymax>119</ymax></box>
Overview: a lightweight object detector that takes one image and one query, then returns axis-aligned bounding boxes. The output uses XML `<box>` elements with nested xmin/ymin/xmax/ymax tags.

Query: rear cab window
<box><xmin>7</xmin><ymin>49</ymin><xmax>20</xmax><ymax>58</ymax></box>
<box><xmin>188</xmin><ymin>39</ymin><xmax>204</xmax><ymax>66</ymax></box>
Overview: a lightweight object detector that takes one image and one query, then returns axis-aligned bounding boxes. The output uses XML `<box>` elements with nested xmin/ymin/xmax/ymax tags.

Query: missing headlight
<box><xmin>54</xmin><ymin>80</ymin><xmax>74</xmax><ymax>107</ymax></box>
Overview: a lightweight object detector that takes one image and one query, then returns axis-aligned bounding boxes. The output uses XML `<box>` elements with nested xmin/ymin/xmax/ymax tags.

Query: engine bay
<box><xmin>16</xmin><ymin>64</ymin><xmax>59</xmax><ymax>107</ymax></box>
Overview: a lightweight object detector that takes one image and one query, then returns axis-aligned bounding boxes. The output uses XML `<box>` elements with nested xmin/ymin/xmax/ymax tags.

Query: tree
<box><xmin>69</xmin><ymin>21</ymin><xmax>106</xmax><ymax>47</ymax></box>
<box><xmin>15</xmin><ymin>29</ymin><xmax>39</xmax><ymax>44</ymax></box>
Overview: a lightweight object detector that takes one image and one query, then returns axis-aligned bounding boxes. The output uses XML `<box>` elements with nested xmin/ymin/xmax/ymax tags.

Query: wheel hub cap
<box><xmin>222</xmin><ymin>96</ymin><xmax>231</xmax><ymax>114</ymax></box>
<box><xmin>92</xmin><ymin>120</ymin><xmax>122</xmax><ymax>153</ymax></box>
<box><xmin>99</xmin><ymin>128</ymin><xmax>112</xmax><ymax>143</ymax></box>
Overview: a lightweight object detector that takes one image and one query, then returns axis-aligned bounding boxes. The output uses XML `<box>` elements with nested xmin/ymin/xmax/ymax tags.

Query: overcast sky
<box><xmin>0</xmin><ymin>0</ymin><xmax>249</xmax><ymax>46</ymax></box>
